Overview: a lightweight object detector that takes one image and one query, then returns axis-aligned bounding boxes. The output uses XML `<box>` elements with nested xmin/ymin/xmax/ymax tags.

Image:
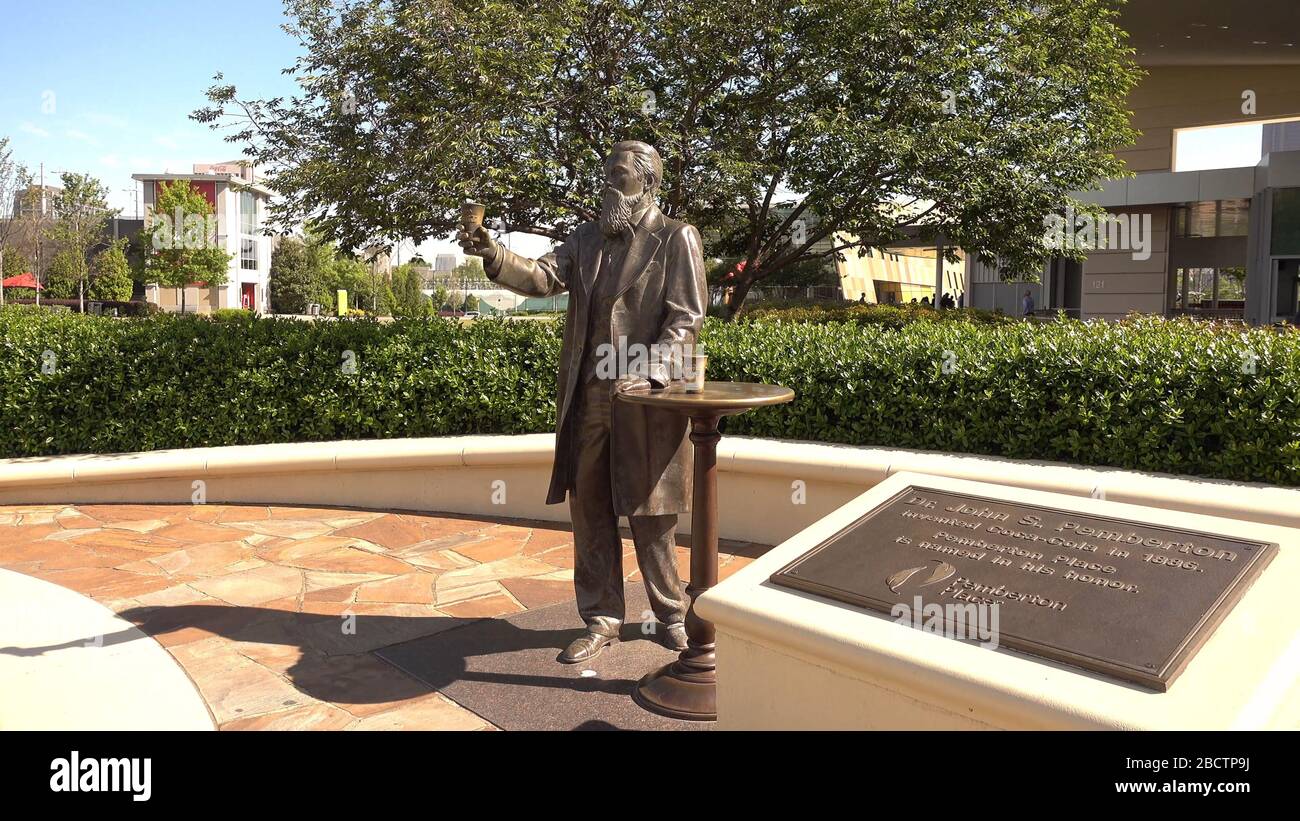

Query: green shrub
<box><xmin>89</xmin><ymin>239</ymin><xmax>134</xmax><ymax>302</ymax></box>
<box><xmin>704</xmin><ymin>315</ymin><xmax>1300</xmax><ymax>486</ymax></box>
<box><xmin>1</xmin><ymin>309</ymin><xmax>1298</xmax><ymax>486</ymax></box>
<box><xmin>210</xmin><ymin>308</ymin><xmax>256</xmax><ymax>321</ymax></box>
<box><xmin>744</xmin><ymin>301</ymin><xmax>1013</xmax><ymax>328</ymax></box>
<box><xmin>0</xmin><ymin>311</ymin><xmax>559</xmax><ymax>456</ymax></box>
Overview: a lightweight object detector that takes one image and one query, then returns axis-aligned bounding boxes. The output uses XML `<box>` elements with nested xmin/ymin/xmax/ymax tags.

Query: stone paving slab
<box><xmin>0</xmin><ymin>502</ymin><xmax>765</xmax><ymax>730</ymax></box>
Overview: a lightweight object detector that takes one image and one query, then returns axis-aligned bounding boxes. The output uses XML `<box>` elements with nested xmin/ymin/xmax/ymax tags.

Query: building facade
<box><xmin>967</xmin><ymin>4</ymin><xmax>1300</xmax><ymax>324</ymax></box>
<box><xmin>131</xmin><ymin>164</ymin><xmax>273</xmax><ymax>313</ymax></box>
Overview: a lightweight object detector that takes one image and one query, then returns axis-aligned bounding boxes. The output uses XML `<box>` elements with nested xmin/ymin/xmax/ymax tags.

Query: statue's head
<box><xmin>601</xmin><ymin>140</ymin><xmax>662</xmax><ymax>236</ymax></box>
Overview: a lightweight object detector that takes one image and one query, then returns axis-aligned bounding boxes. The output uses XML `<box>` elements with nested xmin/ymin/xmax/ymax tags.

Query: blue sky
<box><xmin>0</xmin><ymin>0</ymin><xmax>300</xmax><ymax>216</ymax></box>
<box><xmin>0</xmin><ymin>0</ymin><xmax>517</xmax><ymax>259</ymax></box>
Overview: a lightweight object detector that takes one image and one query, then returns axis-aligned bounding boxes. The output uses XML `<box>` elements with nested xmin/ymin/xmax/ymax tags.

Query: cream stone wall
<box><xmin>1119</xmin><ymin>65</ymin><xmax>1300</xmax><ymax>173</ymax></box>
<box><xmin>697</xmin><ymin>473</ymin><xmax>1300</xmax><ymax>730</ymax></box>
<box><xmin>1080</xmin><ymin>205</ymin><xmax>1173</xmax><ymax>320</ymax></box>
<box><xmin>3</xmin><ymin>435</ymin><xmax>1300</xmax><ymax>544</ymax></box>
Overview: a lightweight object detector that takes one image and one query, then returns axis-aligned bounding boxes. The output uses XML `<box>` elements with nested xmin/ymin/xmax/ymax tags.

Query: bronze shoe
<box><xmin>558</xmin><ymin>631</ymin><xmax>617</xmax><ymax>664</ymax></box>
<box><xmin>665</xmin><ymin>622</ymin><xmax>688</xmax><ymax>652</ymax></box>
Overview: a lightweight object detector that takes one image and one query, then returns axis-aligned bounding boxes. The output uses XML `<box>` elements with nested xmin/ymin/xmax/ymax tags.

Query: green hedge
<box><xmin>0</xmin><ymin>309</ymin><xmax>559</xmax><ymax>456</ymax></box>
<box><xmin>2</xmin><ymin>307</ymin><xmax>1298</xmax><ymax>486</ymax></box>
<box><xmin>707</xmin><ymin>315</ymin><xmax>1300</xmax><ymax>486</ymax></box>
<box><xmin>743</xmin><ymin>301</ymin><xmax>1015</xmax><ymax>328</ymax></box>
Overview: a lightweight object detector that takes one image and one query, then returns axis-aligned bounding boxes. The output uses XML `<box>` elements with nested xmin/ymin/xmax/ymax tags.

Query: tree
<box><xmin>269</xmin><ymin>236</ymin><xmax>315</xmax><ymax>313</ymax></box>
<box><xmin>388</xmin><ymin>263</ymin><xmax>433</xmax><ymax>318</ymax></box>
<box><xmin>44</xmin><ymin>248</ymin><xmax>82</xmax><ymax>299</ymax></box>
<box><xmin>0</xmin><ymin>138</ymin><xmax>31</xmax><ymax>305</ymax></box>
<box><xmin>1</xmin><ymin>248</ymin><xmax>28</xmax><ymax>279</ymax></box>
<box><xmin>142</xmin><ymin>179</ymin><xmax>232</xmax><ymax>313</ymax></box>
<box><xmin>320</xmin><ymin>252</ymin><xmax>383</xmax><ymax>315</ymax></box>
<box><xmin>446</xmin><ymin>258</ymin><xmax>483</xmax><ymax>283</ymax></box>
<box><xmin>46</xmin><ymin>172</ymin><xmax>117</xmax><ymax>311</ymax></box>
<box><xmin>196</xmin><ymin>0</ymin><xmax>1139</xmax><ymax>317</ymax></box>
<box><xmin>89</xmin><ymin>238</ymin><xmax>134</xmax><ymax>301</ymax></box>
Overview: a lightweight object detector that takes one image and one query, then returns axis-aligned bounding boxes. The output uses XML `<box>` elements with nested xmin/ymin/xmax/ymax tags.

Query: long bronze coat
<box><xmin>484</xmin><ymin>204</ymin><xmax>707</xmax><ymax>516</ymax></box>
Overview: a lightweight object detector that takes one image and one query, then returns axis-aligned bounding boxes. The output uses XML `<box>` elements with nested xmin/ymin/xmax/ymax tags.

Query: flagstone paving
<box><xmin>0</xmin><ymin>503</ymin><xmax>767</xmax><ymax>730</ymax></box>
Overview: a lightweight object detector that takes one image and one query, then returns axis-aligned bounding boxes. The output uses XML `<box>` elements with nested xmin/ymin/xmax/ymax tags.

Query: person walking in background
<box><xmin>1022</xmin><ymin>289</ymin><xmax>1035</xmax><ymax>317</ymax></box>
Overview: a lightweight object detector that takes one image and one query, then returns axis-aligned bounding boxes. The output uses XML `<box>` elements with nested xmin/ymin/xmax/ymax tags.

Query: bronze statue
<box><xmin>459</xmin><ymin>141</ymin><xmax>707</xmax><ymax>663</ymax></box>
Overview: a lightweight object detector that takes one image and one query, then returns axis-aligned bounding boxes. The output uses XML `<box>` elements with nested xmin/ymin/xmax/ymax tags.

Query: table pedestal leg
<box><xmin>633</xmin><ymin>413</ymin><xmax>720</xmax><ymax>721</ymax></box>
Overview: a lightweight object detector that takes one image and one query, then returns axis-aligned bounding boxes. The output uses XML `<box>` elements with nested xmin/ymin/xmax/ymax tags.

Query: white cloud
<box><xmin>66</xmin><ymin>128</ymin><xmax>99</xmax><ymax>145</ymax></box>
<box><xmin>154</xmin><ymin>135</ymin><xmax>181</xmax><ymax>150</ymax></box>
<box><xmin>100</xmin><ymin>154</ymin><xmax>124</xmax><ymax>169</ymax></box>
<box><xmin>20</xmin><ymin>121</ymin><xmax>50</xmax><ymax>138</ymax></box>
<box><xmin>128</xmin><ymin>156</ymin><xmax>190</xmax><ymax>174</ymax></box>
<box><xmin>85</xmin><ymin>112</ymin><xmax>129</xmax><ymax>130</ymax></box>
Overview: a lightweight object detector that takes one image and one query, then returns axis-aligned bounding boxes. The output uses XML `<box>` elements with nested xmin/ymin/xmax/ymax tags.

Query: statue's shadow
<box><xmin>1</xmin><ymin>603</ymin><xmax>671</xmax><ymax>710</ymax></box>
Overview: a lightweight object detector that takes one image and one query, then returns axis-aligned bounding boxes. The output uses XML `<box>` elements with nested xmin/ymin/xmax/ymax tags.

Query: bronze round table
<box><xmin>617</xmin><ymin>380</ymin><xmax>795</xmax><ymax>721</ymax></box>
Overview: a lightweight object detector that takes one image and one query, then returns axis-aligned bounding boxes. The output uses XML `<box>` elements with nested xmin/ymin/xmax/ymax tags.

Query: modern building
<box><xmin>836</xmin><ymin>245</ymin><xmax>964</xmax><ymax>305</ymax></box>
<box><xmin>1262</xmin><ymin>121</ymin><xmax>1300</xmax><ymax>155</ymax></box>
<box><xmin>131</xmin><ymin>163</ymin><xmax>274</xmax><ymax>313</ymax></box>
<box><xmin>11</xmin><ymin>184</ymin><xmax>62</xmax><ymax>219</ymax></box>
<box><xmin>966</xmin><ymin>2</ymin><xmax>1300</xmax><ymax>324</ymax></box>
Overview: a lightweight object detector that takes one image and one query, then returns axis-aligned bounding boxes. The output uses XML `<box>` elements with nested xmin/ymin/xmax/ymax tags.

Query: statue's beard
<box><xmin>600</xmin><ymin>187</ymin><xmax>649</xmax><ymax>237</ymax></box>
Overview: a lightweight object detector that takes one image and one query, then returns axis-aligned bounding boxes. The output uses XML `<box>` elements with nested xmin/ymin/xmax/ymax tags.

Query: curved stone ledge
<box><xmin>0</xmin><ymin>435</ymin><xmax>1297</xmax><ymax>544</ymax></box>
<box><xmin>0</xmin><ymin>569</ymin><xmax>215</xmax><ymax>731</ymax></box>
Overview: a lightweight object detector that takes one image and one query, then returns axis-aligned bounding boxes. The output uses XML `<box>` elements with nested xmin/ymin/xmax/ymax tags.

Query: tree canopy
<box><xmin>196</xmin><ymin>0</ymin><xmax>1140</xmax><ymax>313</ymax></box>
<box><xmin>142</xmin><ymin>180</ymin><xmax>232</xmax><ymax>297</ymax></box>
<box><xmin>46</xmin><ymin>172</ymin><xmax>117</xmax><ymax>304</ymax></box>
<box><xmin>89</xmin><ymin>239</ymin><xmax>134</xmax><ymax>301</ymax></box>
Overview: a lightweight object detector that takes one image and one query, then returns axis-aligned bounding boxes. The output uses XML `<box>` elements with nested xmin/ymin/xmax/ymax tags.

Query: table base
<box><xmin>632</xmin><ymin>656</ymin><xmax>717</xmax><ymax>721</ymax></box>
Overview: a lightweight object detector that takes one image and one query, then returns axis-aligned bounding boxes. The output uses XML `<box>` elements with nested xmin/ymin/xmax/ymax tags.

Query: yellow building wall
<box><xmin>150</xmin><ymin>285</ymin><xmax>220</xmax><ymax>313</ymax></box>
<box><xmin>835</xmin><ymin>244</ymin><xmax>964</xmax><ymax>304</ymax></box>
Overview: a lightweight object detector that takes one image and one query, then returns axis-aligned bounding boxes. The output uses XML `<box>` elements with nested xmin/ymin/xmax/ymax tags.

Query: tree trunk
<box><xmin>724</xmin><ymin>270</ymin><xmax>759</xmax><ymax>320</ymax></box>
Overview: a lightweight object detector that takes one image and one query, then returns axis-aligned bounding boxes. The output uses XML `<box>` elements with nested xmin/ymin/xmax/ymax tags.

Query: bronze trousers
<box><xmin>568</xmin><ymin>381</ymin><xmax>688</xmax><ymax>637</ymax></box>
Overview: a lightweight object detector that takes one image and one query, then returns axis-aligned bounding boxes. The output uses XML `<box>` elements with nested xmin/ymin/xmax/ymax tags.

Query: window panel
<box><xmin>240</xmin><ymin>191</ymin><xmax>257</xmax><ymax>235</ymax></box>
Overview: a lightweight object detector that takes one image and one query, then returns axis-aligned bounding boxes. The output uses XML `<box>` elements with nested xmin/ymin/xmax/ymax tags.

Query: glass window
<box><xmin>1173</xmin><ymin>267</ymin><xmax>1246</xmax><ymax>316</ymax></box>
<box><xmin>241</xmin><ymin>238</ymin><xmax>257</xmax><ymax>270</ymax></box>
<box><xmin>1219</xmin><ymin>199</ymin><xmax>1250</xmax><ymax>237</ymax></box>
<box><xmin>1272</xmin><ymin>188</ymin><xmax>1300</xmax><ymax>256</ymax></box>
<box><xmin>240</xmin><ymin>191</ymin><xmax>257</xmax><ymax>235</ymax></box>
<box><xmin>1174</xmin><ymin>200</ymin><xmax>1250</xmax><ymax>238</ymax></box>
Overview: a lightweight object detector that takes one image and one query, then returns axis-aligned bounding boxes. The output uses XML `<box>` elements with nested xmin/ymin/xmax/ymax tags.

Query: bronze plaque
<box><xmin>770</xmin><ymin>486</ymin><xmax>1277</xmax><ymax>691</ymax></box>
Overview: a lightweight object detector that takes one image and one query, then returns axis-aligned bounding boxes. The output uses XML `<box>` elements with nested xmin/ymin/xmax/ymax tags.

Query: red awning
<box><xmin>1</xmin><ymin>273</ymin><xmax>42</xmax><ymax>290</ymax></box>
